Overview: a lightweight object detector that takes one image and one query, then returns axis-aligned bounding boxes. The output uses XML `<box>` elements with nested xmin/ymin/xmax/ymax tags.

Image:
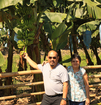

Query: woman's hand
<box><xmin>85</xmin><ymin>98</ymin><xmax>90</xmax><ymax>105</ymax></box>
<box><xmin>42</xmin><ymin>61</ymin><xmax>48</xmax><ymax>66</ymax></box>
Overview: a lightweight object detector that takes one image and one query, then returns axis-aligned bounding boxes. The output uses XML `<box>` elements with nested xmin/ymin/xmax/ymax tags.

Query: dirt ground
<box><xmin>0</xmin><ymin>49</ymin><xmax>101</xmax><ymax>105</ymax></box>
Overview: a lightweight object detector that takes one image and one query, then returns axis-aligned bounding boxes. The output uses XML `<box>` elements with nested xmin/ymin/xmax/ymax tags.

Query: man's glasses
<box><xmin>49</xmin><ymin>56</ymin><xmax>56</xmax><ymax>59</ymax></box>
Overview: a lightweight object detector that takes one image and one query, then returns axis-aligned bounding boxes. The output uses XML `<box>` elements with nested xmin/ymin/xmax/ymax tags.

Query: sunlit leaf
<box><xmin>0</xmin><ymin>0</ymin><xmax>23</xmax><ymax>9</ymax></box>
<box><xmin>0</xmin><ymin>51</ymin><xmax>5</xmax><ymax>66</ymax></box>
<box><xmin>44</xmin><ymin>12</ymin><xmax>67</xmax><ymax>23</ymax></box>
<box><xmin>14</xmin><ymin>27</ymin><xmax>21</xmax><ymax>33</ymax></box>
<box><xmin>0</xmin><ymin>22</ymin><xmax>3</xmax><ymax>28</ymax></box>
<box><xmin>53</xmin><ymin>0</ymin><xmax>57</xmax><ymax>7</ymax></box>
<box><xmin>91</xmin><ymin>30</ymin><xmax>99</xmax><ymax>38</ymax></box>
<box><xmin>77</xmin><ymin>20</ymin><xmax>100</xmax><ymax>34</ymax></box>
<box><xmin>84</xmin><ymin>0</ymin><xmax>101</xmax><ymax>19</ymax></box>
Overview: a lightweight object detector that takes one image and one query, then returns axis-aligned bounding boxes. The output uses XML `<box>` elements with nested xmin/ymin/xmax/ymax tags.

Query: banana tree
<box><xmin>77</xmin><ymin>20</ymin><xmax>101</xmax><ymax>65</ymax></box>
<box><xmin>71</xmin><ymin>0</ymin><xmax>101</xmax><ymax>54</ymax></box>
<box><xmin>0</xmin><ymin>5</ymin><xmax>19</xmax><ymax>95</ymax></box>
<box><xmin>61</xmin><ymin>0</ymin><xmax>101</xmax><ymax>65</ymax></box>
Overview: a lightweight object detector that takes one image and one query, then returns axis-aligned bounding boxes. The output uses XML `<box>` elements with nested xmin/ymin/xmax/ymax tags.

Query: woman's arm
<box><xmin>83</xmin><ymin>73</ymin><xmax>90</xmax><ymax>105</ymax></box>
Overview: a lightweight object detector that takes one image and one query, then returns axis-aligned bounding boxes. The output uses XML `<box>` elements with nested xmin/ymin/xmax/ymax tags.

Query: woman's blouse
<box><xmin>67</xmin><ymin>66</ymin><xmax>86</xmax><ymax>102</ymax></box>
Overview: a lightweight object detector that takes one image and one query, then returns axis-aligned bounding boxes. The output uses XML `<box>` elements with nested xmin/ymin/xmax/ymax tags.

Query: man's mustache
<box><xmin>50</xmin><ymin>61</ymin><xmax>55</xmax><ymax>63</ymax></box>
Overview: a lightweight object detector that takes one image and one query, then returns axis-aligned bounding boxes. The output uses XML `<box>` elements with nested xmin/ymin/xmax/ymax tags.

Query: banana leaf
<box><xmin>42</xmin><ymin>12</ymin><xmax>68</xmax><ymax>23</ymax></box>
<box><xmin>91</xmin><ymin>30</ymin><xmax>99</xmax><ymax>38</ymax></box>
<box><xmin>51</xmin><ymin>22</ymin><xmax>66</xmax><ymax>40</ymax></box>
<box><xmin>84</xmin><ymin>0</ymin><xmax>101</xmax><ymax>19</ymax></box>
<box><xmin>68</xmin><ymin>0</ymin><xmax>82</xmax><ymax>1</ymax></box>
<box><xmin>0</xmin><ymin>22</ymin><xmax>3</xmax><ymax>28</ymax></box>
<box><xmin>43</xmin><ymin>22</ymin><xmax>53</xmax><ymax>39</ymax></box>
<box><xmin>0</xmin><ymin>51</ymin><xmax>5</xmax><ymax>66</ymax></box>
<box><xmin>96</xmin><ymin>0</ymin><xmax>101</xmax><ymax>3</ymax></box>
<box><xmin>0</xmin><ymin>0</ymin><xmax>22</xmax><ymax>9</ymax></box>
<box><xmin>77</xmin><ymin>20</ymin><xmax>100</xmax><ymax>34</ymax></box>
<box><xmin>53</xmin><ymin>21</ymin><xmax>73</xmax><ymax>51</ymax></box>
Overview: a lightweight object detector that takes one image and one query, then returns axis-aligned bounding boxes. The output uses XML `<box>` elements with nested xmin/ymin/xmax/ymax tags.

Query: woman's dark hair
<box><xmin>71</xmin><ymin>53</ymin><xmax>81</xmax><ymax>62</ymax></box>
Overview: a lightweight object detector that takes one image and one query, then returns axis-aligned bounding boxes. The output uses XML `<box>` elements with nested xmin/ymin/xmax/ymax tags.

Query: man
<box><xmin>23</xmin><ymin>50</ymin><xmax>68</xmax><ymax>105</ymax></box>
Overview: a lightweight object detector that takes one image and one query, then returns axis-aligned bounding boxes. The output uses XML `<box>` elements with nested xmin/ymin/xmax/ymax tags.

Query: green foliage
<box><xmin>84</xmin><ymin>0</ymin><xmax>101</xmax><ymax>19</ymax></box>
<box><xmin>52</xmin><ymin>21</ymin><xmax>73</xmax><ymax>51</ymax></box>
<box><xmin>0</xmin><ymin>0</ymin><xmax>22</xmax><ymax>9</ymax></box>
<box><xmin>17</xmin><ymin>40</ymin><xmax>25</xmax><ymax>49</ymax></box>
<box><xmin>77</xmin><ymin>20</ymin><xmax>100</xmax><ymax>36</ymax></box>
<box><xmin>31</xmin><ymin>0</ymin><xmax>55</xmax><ymax>12</ymax></box>
<box><xmin>16</xmin><ymin>3</ymin><xmax>36</xmax><ymax>51</ymax></box>
<box><xmin>0</xmin><ymin>51</ymin><xmax>5</xmax><ymax>66</ymax></box>
<box><xmin>61</xmin><ymin>50</ymin><xmax>88</xmax><ymax>67</ymax></box>
<box><xmin>42</xmin><ymin>12</ymin><xmax>67</xmax><ymax>23</ymax></box>
<box><xmin>96</xmin><ymin>0</ymin><xmax>101</xmax><ymax>3</ymax></box>
<box><xmin>1</xmin><ymin>53</ymin><xmax>31</xmax><ymax>72</ymax></box>
<box><xmin>0</xmin><ymin>29</ymin><xmax>8</xmax><ymax>47</ymax></box>
<box><xmin>51</xmin><ymin>22</ymin><xmax>66</xmax><ymax>40</ymax></box>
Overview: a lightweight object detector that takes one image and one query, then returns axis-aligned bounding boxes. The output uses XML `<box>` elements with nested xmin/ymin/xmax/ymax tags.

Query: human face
<box><xmin>71</xmin><ymin>58</ymin><xmax>80</xmax><ymax>68</ymax></box>
<box><xmin>47</xmin><ymin>51</ymin><xmax>59</xmax><ymax>69</ymax></box>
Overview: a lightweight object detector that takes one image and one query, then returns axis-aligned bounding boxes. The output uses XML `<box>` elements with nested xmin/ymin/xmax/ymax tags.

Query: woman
<box><xmin>67</xmin><ymin>53</ymin><xmax>90</xmax><ymax>105</ymax></box>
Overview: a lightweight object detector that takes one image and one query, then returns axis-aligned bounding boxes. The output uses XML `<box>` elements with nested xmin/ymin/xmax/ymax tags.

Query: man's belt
<box><xmin>46</xmin><ymin>94</ymin><xmax>63</xmax><ymax>97</ymax></box>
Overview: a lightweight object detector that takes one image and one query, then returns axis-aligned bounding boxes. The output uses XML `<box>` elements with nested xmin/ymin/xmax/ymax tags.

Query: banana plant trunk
<box><xmin>40</xmin><ymin>29</ymin><xmax>51</xmax><ymax>54</ymax></box>
<box><xmin>71</xmin><ymin>26</ymin><xmax>78</xmax><ymax>54</ymax></box>
<box><xmin>0</xmin><ymin>67</ymin><xmax>3</xmax><ymax>96</ymax></box>
<box><xmin>18</xmin><ymin>54</ymin><xmax>27</xmax><ymax>71</ymax></box>
<box><xmin>5</xmin><ymin>29</ymin><xmax>14</xmax><ymax>95</ymax></box>
<box><xmin>57</xmin><ymin>49</ymin><xmax>62</xmax><ymax>63</ymax></box>
<box><xmin>27</xmin><ymin>44</ymin><xmax>44</xmax><ymax>103</ymax></box>
<box><xmin>91</xmin><ymin>45</ymin><xmax>101</xmax><ymax>65</ymax></box>
<box><xmin>78</xmin><ymin>35</ymin><xmax>94</xmax><ymax>65</ymax></box>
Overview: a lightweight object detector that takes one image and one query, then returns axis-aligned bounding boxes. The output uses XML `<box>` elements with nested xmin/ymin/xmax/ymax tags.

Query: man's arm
<box><xmin>23</xmin><ymin>53</ymin><xmax>39</xmax><ymax>70</ymax></box>
<box><xmin>60</xmin><ymin>81</ymin><xmax>68</xmax><ymax>105</ymax></box>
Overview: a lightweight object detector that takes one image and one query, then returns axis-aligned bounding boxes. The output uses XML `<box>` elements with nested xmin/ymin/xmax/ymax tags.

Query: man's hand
<box><xmin>60</xmin><ymin>99</ymin><xmax>67</xmax><ymax>105</ymax></box>
<box><xmin>22</xmin><ymin>53</ymin><xmax>38</xmax><ymax>69</ymax></box>
<box><xmin>22</xmin><ymin>53</ymin><xmax>28</xmax><ymax>59</ymax></box>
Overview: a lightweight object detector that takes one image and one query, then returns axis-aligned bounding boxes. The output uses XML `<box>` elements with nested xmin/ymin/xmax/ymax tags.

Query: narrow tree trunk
<box><xmin>27</xmin><ymin>44</ymin><xmax>44</xmax><ymax>103</ymax></box>
<box><xmin>71</xmin><ymin>25</ymin><xmax>78</xmax><ymax>54</ymax></box>
<box><xmin>57</xmin><ymin>49</ymin><xmax>62</xmax><ymax>63</ymax></box>
<box><xmin>27</xmin><ymin>45</ymin><xmax>36</xmax><ymax>103</ymax></box>
<box><xmin>40</xmin><ymin>29</ymin><xmax>51</xmax><ymax>54</ymax></box>
<box><xmin>72</xmin><ymin>34</ymin><xmax>78</xmax><ymax>53</ymax></box>
<box><xmin>5</xmin><ymin>29</ymin><xmax>14</xmax><ymax>95</ymax></box>
<box><xmin>0</xmin><ymin>67</ymin><xmax>3</xmax><ymax>96</ymax></box>
<box><xmin>27</xmin><ymin>22</ymin><xmax>44</xmax><ymax>102</ymax></box>
<box><xmin>78</xmin><ymin>35</ymin><xmax>94</xmax><ymax>65</ymax></box>
<box><xmin>69</xmin><ymin>37</ymin><xmax>73</xmax><ymax>57</ymax></box>
<box><xmin>91</xmin><ymin>46</ymin><xmax>101</xmax><ymax>65</ymax></box>
<box><xmin>18</xmin><ymin>54</ymin><xmax>27</xmax><ymax>71</ymax></box>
